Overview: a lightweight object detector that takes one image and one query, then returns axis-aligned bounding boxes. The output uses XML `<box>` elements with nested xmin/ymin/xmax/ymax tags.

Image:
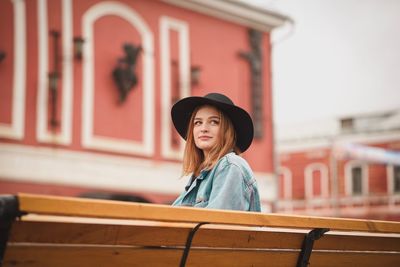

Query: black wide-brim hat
<box><xmin>171</xmin><ymin>93</ymin><xmax>254</xmax><ymax>152</ymax></box>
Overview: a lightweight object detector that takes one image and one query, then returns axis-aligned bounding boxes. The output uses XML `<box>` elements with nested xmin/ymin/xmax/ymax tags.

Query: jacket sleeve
<box><xmin>205</xmin><ymin>163</ymin><xmax>252</xmax><ymax>211</ymax></box>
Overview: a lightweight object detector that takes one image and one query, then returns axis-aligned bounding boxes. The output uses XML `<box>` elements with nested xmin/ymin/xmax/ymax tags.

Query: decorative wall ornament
<box><xmin>0</xmin><ymin>50</ymin><xmax>5</xmax><ymax>62</ymax></box>
<box><xmin>48</xmin><ymin>30</ymin><xmax>61</xmax><ymax>129</ymax></box>
<box><xmin>112</xmin><ymin>43</ymin><xmax>142</xmax><ymax>104</ymax></box>
<box><xmin>190</xmin><ymin>65</ymin><xmax>201</xmax><ymax>86</ymax></box>
<box><xmin>73</xmin><ymin>36</ymin><xmax>85</xmax><ymax>60</ymax></box>
<box><xmin>239</xmin><ymin>29</ymin><xmax>263</xmax><ymax>138</ymax></box>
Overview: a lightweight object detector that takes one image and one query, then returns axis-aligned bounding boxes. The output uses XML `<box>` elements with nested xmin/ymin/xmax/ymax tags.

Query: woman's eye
<box><xmin>210</xmin><ymin>120</ymin><xmax>220</xmax><ymax>125</ymax></box>
<box><xmin>194</xmin><ymin>121</ymin><xmax>201</xmax><ymax>126</ymax></box>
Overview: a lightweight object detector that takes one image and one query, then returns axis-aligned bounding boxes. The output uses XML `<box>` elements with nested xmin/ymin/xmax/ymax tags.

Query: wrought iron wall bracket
<box><xmin>0</xmin><ymin>50</ymin><xmax>5</xmax><ymax>62</ymax></box>
<box><xmin>238</xmin><ymin>29</ymin><xmax>264</xmax><ymax>138</ymax></box>
<box><xmin>49</xmin><ymin>30</ymin><xmax>61</xmax><ymax>129</ymax></box>
<box><xmin>112</xmin><ymin>43</ymin><xmax>141</xmax><ymax>104</ymax></box>
<box><xmin>296</xmin><ymin>228</ymin><xmax>330</xmax><ymax>267</ymax></box>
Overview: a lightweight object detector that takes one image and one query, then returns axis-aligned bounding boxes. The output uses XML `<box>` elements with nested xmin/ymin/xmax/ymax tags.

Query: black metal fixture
<box><xmin>0</xmin><ymin>51</ymin><xmax>5</xmax><ymax>62</ymax></box>
<box><xmin>190</xmin><ymin>66</ymin><xmax>201</xmax><ymax>86</ymax></box>
<box><xmin>48</xmin><ymin>30</ymin><xmax>60</xmax><ymax>129</ymax></box>
<box><xmin>48</xmin><ymin>72</ymin><xmax>59</xmax><ymax>128</ymax></box>
<box><xmin>297</xmin><ymin>228</ymin><xmax>330</xmax><ymax>267</ymax></box>
<box><xmin>112</xmin><ymin>43</ymin><xmax>141</xmax><ymax>104</ymax></box>
<box><xmin>0</xmin><ymin>195</ymin><xmax>25</xmax><ymax>264</ymax></box>
<box><xmin>239</xmin><ymin>29</ymin><xmax>263</xmax><ymax>139</ymax></box>
<box><xmin>73</xmin><ymin>36</ymin><xmax>85</xmax><ymax>60</ymax></box>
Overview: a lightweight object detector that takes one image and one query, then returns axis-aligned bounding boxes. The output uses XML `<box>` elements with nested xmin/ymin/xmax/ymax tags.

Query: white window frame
<box><xmin>278</xmin><ymin>167</ymin><xmax>292</xmax><ymax>200</ymax></box>
<box><xmin>159</xmin><ymin>16</ymin><xmax>190</xmax><ymax>160</ymax></box>
<box><xmin>304</xmin><ymin>163</ymin><xmax>329</xmax><ymax>199</ymax></box>
<box><xmin>0</xmin><ymin>0</ymin><xmax>26</xmax><ymax>140</ymax></box>
<box><xmin>36</xmin><ymin>0</ymin><xmax>73</xmax><ymax>145</ymax></box>
<box><xmin>387</xmin><ymin>164</ymin><xmax>400</xmax><ymax>195</ymax></box>
<box><xmin>345</xmin><ymin>161</ymin><xmax>369</xmax><ymax>196</ymax></box>
<box><xmin>81</xmin><ymin>1</ymin><xmax>155</xmax><ymax>156</ymax></box>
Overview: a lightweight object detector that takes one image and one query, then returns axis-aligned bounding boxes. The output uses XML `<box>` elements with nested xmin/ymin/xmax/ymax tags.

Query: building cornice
<box><xmin>161</xmin><ymin>0</ymin><xmax>290</xmax><ymax>32</ymax></box>
<box><xmin>277</xmin><ymin>130</ymin><xmax>400</xmax><ymax>153</ymax></box>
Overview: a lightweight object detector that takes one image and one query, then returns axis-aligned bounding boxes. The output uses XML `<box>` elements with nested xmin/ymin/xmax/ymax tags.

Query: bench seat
<box><xmin>1</xmin><ymin>193</ymin><xmax>400</xmax><ymax>267</ymax></box>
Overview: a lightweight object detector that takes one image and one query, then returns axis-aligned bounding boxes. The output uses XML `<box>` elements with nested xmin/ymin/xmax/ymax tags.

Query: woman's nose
<box><xmin>200</xmin><ymin>124</ymin><xmax>208</xmax><ymax>132</ymax></box>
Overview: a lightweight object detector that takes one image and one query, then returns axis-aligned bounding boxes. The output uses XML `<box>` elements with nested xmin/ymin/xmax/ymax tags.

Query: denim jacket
<box><xmin>172</xmin><ymin>152</ymin><xmax>261</xmax><ymax>212</ymax></box>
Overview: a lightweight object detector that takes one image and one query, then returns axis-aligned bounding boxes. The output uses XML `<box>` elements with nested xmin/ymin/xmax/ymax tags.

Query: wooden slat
<box><xmin>17</xmin><ymin>193</ymin><xmax>400</xmax><ymax>233</ymax></box>
<box><xmin>3</xmin><ymin>245</ymin><xmax>400</xmax><ymax>267</ymax></box>
<box><xmin>309</xmin><ymin>252</ymin><xmax>400</xmax><ymax>267</ymax></box>
<box><xmin>9</xmin><ymin>221</ymin><xmax>190</xmax><ymax>247</ymax></box>
<box><xmin>315</xmin><ymin>233</ymin><xmax>400</xmax><ymax>251</ymax></box>
<box><xmin>9</xmin><ymin>221</ymin><xmax>400</xmax><ymax>252</ymax></box>
<box><xmin>8</xmin><ymin>221</ymin><xmax>304</xmax><ymax>249</ymax></box>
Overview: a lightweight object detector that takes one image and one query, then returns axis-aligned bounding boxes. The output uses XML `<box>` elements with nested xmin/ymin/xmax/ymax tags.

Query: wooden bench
<box><xmin>1</xmin><ymin>193</ymin><xmax>400</xmax><ymax>267</ymax></box>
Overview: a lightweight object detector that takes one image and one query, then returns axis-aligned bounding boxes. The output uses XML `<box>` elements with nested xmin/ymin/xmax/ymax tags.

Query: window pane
<box><xmin>352</xmin><ymin>167</ymin><xmax>363</xmax><ymax>195</ymax></box>
<box><xmin>312</xmin><ymin>170</ymin><xmax>322</xmax><ymax>197</ymax></box>
<box><xmin>394</xmin><ymin>166</ymin><xmax>400</xmax><ymax>193</ymax></box>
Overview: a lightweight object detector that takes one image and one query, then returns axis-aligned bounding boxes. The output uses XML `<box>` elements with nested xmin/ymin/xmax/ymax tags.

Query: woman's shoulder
<box><xmin>212</xmin><ymin>152</ymin><xmax>255</xmax><ymax>185</ymax></box>
<box><xmin>218</xmin><ymin>152</ymin><xmax>251</xmax><ymax>170</ymax></box>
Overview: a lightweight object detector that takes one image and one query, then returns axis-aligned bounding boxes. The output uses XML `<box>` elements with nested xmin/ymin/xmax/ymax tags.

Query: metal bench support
<box><xmin>180</xmin><ymin>222</ymin><xmax>209</xmax><ymax>267</ymax></box>
<box><xmin>297</xmin><ymin>228</ymin><xmax>330</xmax><ymax>267</ymax></box>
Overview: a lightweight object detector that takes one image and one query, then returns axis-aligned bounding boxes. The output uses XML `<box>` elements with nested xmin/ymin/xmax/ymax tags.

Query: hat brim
<box><xmin>171</xmin><ymin>96</ymin><xmax>254</xmax><ymax>152</ymax></box>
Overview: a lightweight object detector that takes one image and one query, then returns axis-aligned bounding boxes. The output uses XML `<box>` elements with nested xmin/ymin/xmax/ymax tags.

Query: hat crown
<box><xmin>204</xmin><ymin>93</ymin><xmax>234</xmax><ymax>106</ymax></box>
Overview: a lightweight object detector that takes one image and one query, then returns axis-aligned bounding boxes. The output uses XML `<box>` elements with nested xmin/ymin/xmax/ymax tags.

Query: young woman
<box><xmin>171</xmin><ymin>93</ymin><xmax>261</xmax><ymax>212</ymax></box>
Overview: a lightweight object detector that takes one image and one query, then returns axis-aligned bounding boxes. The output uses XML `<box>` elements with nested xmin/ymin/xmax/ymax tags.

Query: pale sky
<box><xmin>251</xmin><ymin>0</ymin><xmax>400</xmax><ymax>127</ymax></box>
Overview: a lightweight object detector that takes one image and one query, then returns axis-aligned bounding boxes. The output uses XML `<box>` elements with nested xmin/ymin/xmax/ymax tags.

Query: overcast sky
<box><xmin>252</xmin><ymin>0</ymin><xmax>400</xmax><ymax>127</ymax></box>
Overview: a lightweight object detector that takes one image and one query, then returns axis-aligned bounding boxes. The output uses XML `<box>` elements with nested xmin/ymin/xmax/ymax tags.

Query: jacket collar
<box><xmin>184</xmin><ymin>169</ymin><xmax>210</xmax><ymax>194</ymax></box>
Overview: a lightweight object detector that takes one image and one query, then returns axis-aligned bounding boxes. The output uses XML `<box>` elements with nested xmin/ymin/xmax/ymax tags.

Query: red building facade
<box><xmin>276</xmin><ymin>111</ymin><xmax>400</xmax><ymax>221</ymax></box>
<box><xmin>0</xmin><ymin>0</ymin><xmax>289</xmax><ymax>210</ymax></box>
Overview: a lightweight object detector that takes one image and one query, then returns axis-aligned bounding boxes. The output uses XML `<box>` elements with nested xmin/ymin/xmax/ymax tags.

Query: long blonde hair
<box><xmin>182</xmin><ymin>105</ymin><xmax>240</xmax><ymax>176</ymax></box>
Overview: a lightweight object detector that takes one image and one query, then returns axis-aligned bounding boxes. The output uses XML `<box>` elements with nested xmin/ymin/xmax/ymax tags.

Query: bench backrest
<box><xmin>1</xmin><ymin>193</ymin><xmax>400</xmax><ymax>267</ymax></box>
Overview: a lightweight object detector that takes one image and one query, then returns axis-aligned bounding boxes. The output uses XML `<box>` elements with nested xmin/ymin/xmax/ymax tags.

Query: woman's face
<box><xmin>193</xmin><ymin>105</ymin><xmax>221</xmax><ymax>155</ymax></box>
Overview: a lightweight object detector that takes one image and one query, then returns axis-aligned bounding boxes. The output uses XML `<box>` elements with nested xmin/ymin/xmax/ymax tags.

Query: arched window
<box><xmin>387</xmin><ymin>165</ymin><xmax>400</xmax><ymax>194</ymax></box>
<box><xmin>304</xmin><ymin>163</ymin><xmax>329</xmax><ymax>199</ymax></box>
<box><xmin>345</xmin><ymin>161</ymin><xmax>368</xmax><ymax>196</ymax></box>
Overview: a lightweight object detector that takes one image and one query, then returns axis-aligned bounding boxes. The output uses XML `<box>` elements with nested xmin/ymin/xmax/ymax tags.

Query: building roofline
<box><xmin>161</xmin><ymin>0</ymin><xmax>292</xmax><ymax>32</ymax></box>
<box><xmin>277</xmin><ymin>109</ymin><xmax>400</xmax><ymax>142</ymax></box>
<box><xmin>277</xmin><ymin>130</ymin><xmax>400</xmax><ymax>153</ymax></box>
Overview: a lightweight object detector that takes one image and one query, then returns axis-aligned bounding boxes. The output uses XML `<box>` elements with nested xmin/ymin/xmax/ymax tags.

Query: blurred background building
<box><xmin>0</xmin><ymin>0</ymin><xmax>289</xmax><ymax>211</ymax></box>
<box><xmin>276</xmin><ymin>109</ymin><xmax>400</xmax><ymax>221</ymax></box>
